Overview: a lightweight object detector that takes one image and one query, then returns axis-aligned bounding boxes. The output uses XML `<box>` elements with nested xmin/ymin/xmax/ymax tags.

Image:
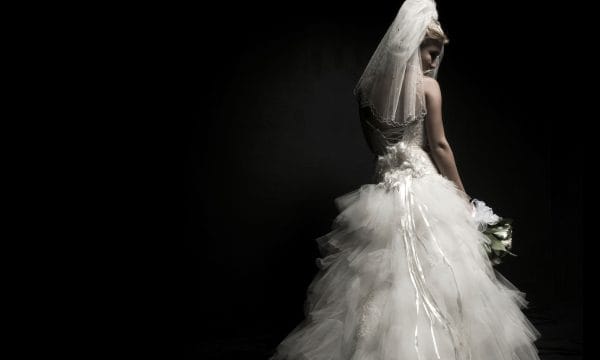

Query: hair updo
<box><xmin>424</xmin><ymin>19</ymin><xmax>449</xmax><ymax>45</ymax></box>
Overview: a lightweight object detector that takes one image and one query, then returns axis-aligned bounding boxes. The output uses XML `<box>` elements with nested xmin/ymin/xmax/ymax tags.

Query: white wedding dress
<box><xmin>270</xmin><ymin>113</ymin><xmax>540</xmax><ymax>360</ymax></box>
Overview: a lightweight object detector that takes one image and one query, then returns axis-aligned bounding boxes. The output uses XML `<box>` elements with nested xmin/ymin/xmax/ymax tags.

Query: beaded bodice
<box><xmin>361</xmin><ymin>114</ymin><xmax>440</xmax><ymax>185</ymax></box>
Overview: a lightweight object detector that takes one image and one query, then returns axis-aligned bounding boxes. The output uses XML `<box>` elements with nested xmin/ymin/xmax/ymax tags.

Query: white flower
<box><xmin>471</xmin><ymin>199</ymin><xmax>500</xmax><ymax>230</ymax></box>
<box><xmin>492</xmin><ymin>226</ymin><xmax>510</xmax><ymax>239</ymax></box>
<box><xmin>501</xmin><ymin>238</ymin><xmax>513</xmax><ymax>249</ymax></box>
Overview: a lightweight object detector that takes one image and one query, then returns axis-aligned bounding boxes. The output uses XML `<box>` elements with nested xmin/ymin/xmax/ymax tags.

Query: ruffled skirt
<box><xmin>271</xmin><ymin>155</ymin><xmax>540</xmax><ymax>360</ymax></box>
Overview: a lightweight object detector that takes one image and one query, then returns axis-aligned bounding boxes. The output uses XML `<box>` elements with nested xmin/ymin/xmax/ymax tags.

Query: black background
<box><xmin>183</xmin><ymin>1</ymin><xmax>583</xmax><ymax>358</ymax></box>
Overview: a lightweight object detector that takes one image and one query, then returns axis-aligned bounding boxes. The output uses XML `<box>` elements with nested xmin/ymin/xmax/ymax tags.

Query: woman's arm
<box><xmin>423</xmin><ymin>77</ymin><xmax>469</xmax><ymax>198</ymax></box>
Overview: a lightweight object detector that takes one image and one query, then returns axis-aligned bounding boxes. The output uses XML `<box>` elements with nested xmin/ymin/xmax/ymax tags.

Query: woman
<box><xmin>270</xmin><ymin>1</ymin><xmax>540</xmax><ymax>359</ymax></box>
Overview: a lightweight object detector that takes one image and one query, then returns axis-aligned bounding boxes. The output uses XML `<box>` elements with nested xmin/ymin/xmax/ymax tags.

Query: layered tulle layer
<box><xmin>271</xmin><ymin>170</ymin><xmax>539</xmax><ymax>360</ymax></box>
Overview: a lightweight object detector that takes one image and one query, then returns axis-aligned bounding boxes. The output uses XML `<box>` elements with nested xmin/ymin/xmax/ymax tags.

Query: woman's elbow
<box><xmin>430</xmin><ymin>140</ymin><xmax>451</xmax><ymax>152</ymax></box>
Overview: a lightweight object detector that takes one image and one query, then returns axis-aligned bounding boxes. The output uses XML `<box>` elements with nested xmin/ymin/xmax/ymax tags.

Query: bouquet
<box><xmin>470</xmin><ymin>199</ymin><xmax>516</xmax><ymax>265</ymax></box>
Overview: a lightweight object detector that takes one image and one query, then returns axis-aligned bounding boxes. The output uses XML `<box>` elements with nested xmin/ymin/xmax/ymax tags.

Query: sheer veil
<box><xmin>354</xmin><ymin>0</ymin><xmax>442</xmax><ymax>130</ymax></box>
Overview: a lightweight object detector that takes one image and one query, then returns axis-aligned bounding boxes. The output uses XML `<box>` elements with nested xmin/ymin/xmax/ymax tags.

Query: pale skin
<box><xmin>420</xmin><ymin>40</ymin><xmax>470</xmax><ymax>200</ymax></box>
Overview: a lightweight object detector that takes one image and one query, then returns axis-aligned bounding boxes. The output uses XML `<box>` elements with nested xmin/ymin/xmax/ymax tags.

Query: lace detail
<box><xmin>374</xmin><ymin>142</ymin><xmax>439</xmax><ymax>185</ymax></box>
<box><xmin>362</xmin><ymin>114</ymin><xmax>439</xmax><ymax>184</ymax></box>
<box><xmin>354</xmin><ymin>285</ymin><xmax>393</xmax><ymax>352</ymax></box>
<box><xmin>360</xmin><ymin>103</ymin><xmax>427</xmax><ymax>148</ymax></box>
<box><xmin>356</xmin><ymin>290</ymin><xmax>382</xmax><ymax>338</ymax></box>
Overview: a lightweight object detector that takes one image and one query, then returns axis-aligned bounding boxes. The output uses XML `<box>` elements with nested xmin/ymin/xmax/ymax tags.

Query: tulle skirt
<box><xmin>270</xmin><ymin>167</ymin><xmax>540</xmax><ymax>360</ymax></box>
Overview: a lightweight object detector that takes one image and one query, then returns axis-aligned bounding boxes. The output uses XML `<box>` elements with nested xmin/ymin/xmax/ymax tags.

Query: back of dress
<box><xmin>359</xmin><ymin>104</ymin><xmax>439</xmax><ymax>184</ymax></box>
<box><xmin>358</xmin><ymin>105</ymin><xmax>427</xmax><ymax>155</ymax></box>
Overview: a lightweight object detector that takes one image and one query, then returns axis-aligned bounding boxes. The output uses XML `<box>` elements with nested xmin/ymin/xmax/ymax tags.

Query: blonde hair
<box><xmin>424</xmin><ymin>19</ymin><xmax>449</xmax><ymax>45</ymax></box>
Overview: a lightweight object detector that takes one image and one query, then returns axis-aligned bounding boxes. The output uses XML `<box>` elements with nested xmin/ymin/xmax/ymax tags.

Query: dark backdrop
<box><xmin>183</xmin><ymin>1</ymin><xmax>582</xmax><ymax>358</ymax></box>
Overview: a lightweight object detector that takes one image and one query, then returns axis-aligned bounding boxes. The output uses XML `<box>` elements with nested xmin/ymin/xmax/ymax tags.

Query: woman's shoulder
<box><xmin>423</xmin><ymin>76</ymin><xmax>441</xmax><ymax>98</ymax></box>
<box><xmin>423</xmin><ymin>76</ymin><xmax>440</xmax><ymax>89</ymax></box>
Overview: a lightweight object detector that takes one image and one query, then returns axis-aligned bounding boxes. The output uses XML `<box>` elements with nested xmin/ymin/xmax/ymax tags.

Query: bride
<box><xmin>269</xmin><ymin>1</ymin><xmax>540</xmax><ymax>359</ymax></box>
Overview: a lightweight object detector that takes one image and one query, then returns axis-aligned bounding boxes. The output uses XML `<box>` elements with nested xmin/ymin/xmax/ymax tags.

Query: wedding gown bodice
<box><xmin>361</xmin><ymin>111</ymin><xmax>440</xmax><ymax>184</ymax></box>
